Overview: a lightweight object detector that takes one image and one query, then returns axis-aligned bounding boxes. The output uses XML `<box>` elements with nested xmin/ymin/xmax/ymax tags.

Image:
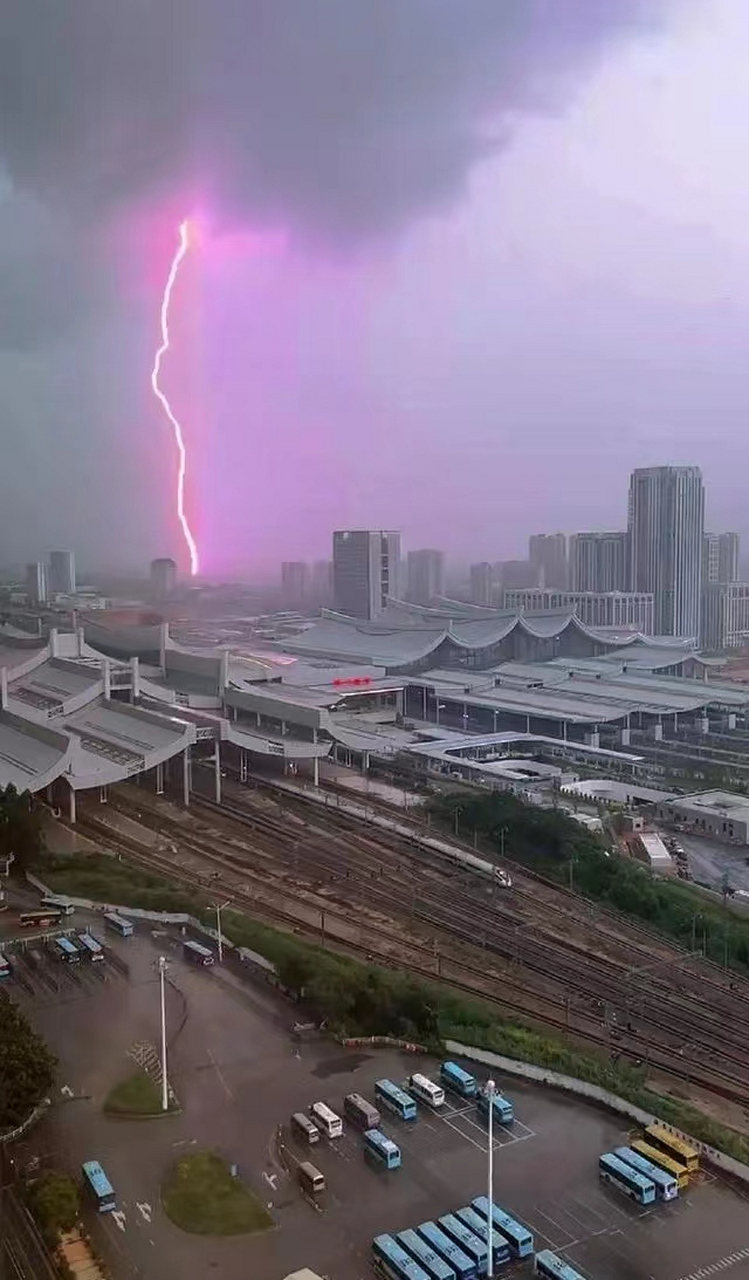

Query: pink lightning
<box><xmin>150</xmin><ymin>219</ymin><xmax>200</xmax><ymax>576</ymax></box>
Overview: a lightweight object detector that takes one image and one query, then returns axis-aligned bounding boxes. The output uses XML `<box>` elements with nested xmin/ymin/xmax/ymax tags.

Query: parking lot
<box><xmin>4</xmin><ymin>912</ymin><xmax>749</xmax><ymax>1280</ymax></box>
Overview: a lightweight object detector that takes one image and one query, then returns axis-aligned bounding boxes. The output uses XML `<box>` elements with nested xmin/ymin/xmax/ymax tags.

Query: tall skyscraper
<box><xmin>702</xmin><ymin>532</ymin><xmax>740</xmax><ymax>584</ymax></box>
<box><xmin>569</xmin><ymin>532</ymin><xmax>628</xmax><ymax>593</ymax></box>
<box><xmin>628</xmin><ymin>465</ymin><xmax>704</xmax><ymax>637</ymax></box>
<box><xmin>529</xmin><ymin>533</ymin><xmax>568</xmax><ymax>589</ymax></box>
<box><xmin>281</xmin><ymin>561</ymin><xmax>309</xmax><ymax>608</ymax></box>
<box><xmin>26</xmin><ymin>562</ymin><xmax>48</xmax><ymax>605</ymax></box>
<box><xmin>332</xmin><ymin>530</ymin><xmax>401</xmax><ymax>620</ymax></box>
<box><xmin>310</xmin><ymin>560</ymin><xmax>333</xmax><ymax>606</ymax></box>
<box><xmin>150</xmin><ymin>557</ymin><xmax>178</xmax><ymax>600</ymax></box>
<box><xmin>469</xmin><ymin>562</ymin><xmax>495</xmax><ymax>606</ymax></box>
<box><xmin>49</xmin><ymin>549</ymin><xmax>76</xmax><ymax>595</ymax></box>
<box><xmin>407</xmin><ymin>549</ymin><xmax>444</xmax><ymax>605</ymax></box>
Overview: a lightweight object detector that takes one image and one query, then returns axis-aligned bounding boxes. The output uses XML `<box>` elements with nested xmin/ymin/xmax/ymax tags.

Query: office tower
<box><xmin>25</xmin><ymin>562</ymin><xmax>48</xmax><ymax>605</ymax></box>
<box><xmin>407</xmin><ymin>549</ymin><xmax>444</xmax><ymax>605</ymax></box>
<box><xmin>569</xmin><ymin>532</ymin><xmax>628</xmax><ymax>593</ymax></box>
<box><xmin>628</xmin><ymin>465</ymin><xmax>704</xmax><ymax>637</ymax></box>
<box><xmin>150</xmin><ymin>557</ymin><xmax>178</xmax><ymax>600</ymax></box>
<box><xmin>310</xmin><ymin>560</ymin><xmax>333</xmax><ymax>606</ymax></box>
<box><xmin>48</xmin><ymin>549</ymin><xmax>76</xmax><ymax>595</ymax></box>
<box><xmin>281</xmin><ymin>561</ymin><xmax>309</xmax><ymax>608</ymax></box>
<box><xmin>701</xmin><ymin>582</ymin><xmax>749</xmax><ymax>649</ymax></box>
<box><xmin>703</xmin><ymin>532</ymin><xmax>740</xmax><ymax>585</ymax></box>
<box><xmin>332</xmin><ymin>530</ymin><xmax>401</xmax><ymax>620</ymax></box>
<box><xmin>469</xmin><ymin>562</ymin><xmax>495</xmax><ymax>606</ymax></box>
<box><xmin>529</xmin><ymin>533</ymin><xmax>568</xmax><ymax>589</ymax></box>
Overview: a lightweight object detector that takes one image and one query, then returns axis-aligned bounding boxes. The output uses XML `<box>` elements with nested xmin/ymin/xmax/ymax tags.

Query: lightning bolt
<box><xmin>151</xmin><ymin>219</ymin><xmax>200</xmax><ymax>576</ymax></box>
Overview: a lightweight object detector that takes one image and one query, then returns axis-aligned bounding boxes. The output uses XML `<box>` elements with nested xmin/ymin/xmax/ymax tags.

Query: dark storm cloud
<box><xmin>1</xmin><ymin>0</ymin><xmax>664</xmax><ymax>241</ymax></box>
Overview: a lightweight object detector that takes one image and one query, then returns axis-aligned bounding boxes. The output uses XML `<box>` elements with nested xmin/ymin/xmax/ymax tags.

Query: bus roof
<box><xmin>82</xmin><ymin>1161</ymin><xmax>113</xmax><ymax>1195</ymax></box>
<box><xmin>601</xmin><ymin>1151</ymin><xmax>654</xmax><ymax>1192</ymax></box>
<box><xmin>645</xmin><ymin>1124</ymin><xmax>698</xmax><ymax>1161</ymax></box>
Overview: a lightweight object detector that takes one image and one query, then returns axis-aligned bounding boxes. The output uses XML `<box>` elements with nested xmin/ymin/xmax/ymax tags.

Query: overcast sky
<box><xmin>2</xmin><ymin>0</ymin><xmax>748</xmax><ymax>578</ymax></box>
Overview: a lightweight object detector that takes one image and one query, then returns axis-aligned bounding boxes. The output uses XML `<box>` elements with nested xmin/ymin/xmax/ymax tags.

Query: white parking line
<box><xmin>676</xmin><ymin>1245</ymin><xmax>749</xmax><ymax>1280</ymax></box>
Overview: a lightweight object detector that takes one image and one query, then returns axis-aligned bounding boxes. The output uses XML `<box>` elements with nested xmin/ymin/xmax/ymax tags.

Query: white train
<box><xmin>421</xmin><ymin>833</ymin><xmax>512</xmax><ymax>888</ymax></box>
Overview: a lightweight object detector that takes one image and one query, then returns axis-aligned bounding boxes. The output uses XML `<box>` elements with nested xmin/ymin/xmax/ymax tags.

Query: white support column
<box><xmin>130</xmin><ymin>656</ymin><xmax>141</xmax><ymax>702</ymax></box>
<box><xmin>219</xmin><ymin>650</ymin><xmax>229</xmax><ymax>695</ymax></box>
<box><xmin>68</xmin><ymin>784</ymin><xmax>76</xmax><ymax>825</ymax></box>
<box><xmin>240</xmin><ymin>749</ymin><xmax>248</xmax><ymax>783</ymax></box>
<box><xmin>700</xmin><ymin>715</ymin><xmax>709</xmax><ymax>735</ymax></box>
<box><xmin>312</xmin><ymin>729</ymin><xmax>319</xmax><ymax>788</ymax></box>
<box><xmin>103</xmin><ymin>658</ymin><xmax>111</xmax><ymax>700</ymax></box>
<box><xmin>76</xmin><ymin>626</ymin><xmax>85</xmax><ymax>657</ymax></box>
<box><xmin>654</xmin><ymin>720</ymin><xmax>663</xmax><ymax>742</ymax></box>
<box><xmin>620</xmin><ymin>726</ymin><xmax>631</xmax><ymax>747</ymax></box>
<box><xmin>156</xmin><ymin>762</ymin><xmax>164</xmax><ymax>795</ymax></box>
<box><xmin>182</xmin><ymin>746</ymin><xmax>191</xmax><ymax>807</ymax></box>
<box><xmin>0</xmin><ymin>668</ymin><xmax>7</xmax><ymax>711</ymax></box>
<box><xmin>214</xmin><ymin>739</ymin><xmax>222</xmax><ymax>804</ymax></box>
<box><xmin>49</xmin><ymin>627</ymin><xmax>59</xmax><ymax>658</ymax></box>
<box><xmin>159</xmin><ymin>622</ymin><xmax>169</xmax><ymax>671</ymax></box>
<box><xmin>728</xmin><ymin>712</ymin><xmax>737</xmax><ymax>731</ymax></box>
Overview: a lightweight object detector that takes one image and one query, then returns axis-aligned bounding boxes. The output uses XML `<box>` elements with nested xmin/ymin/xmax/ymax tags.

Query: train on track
<box><xmin>426</xmin><ymin>838</ymin><xmax>512</xmax><ymax>889</ymax></box>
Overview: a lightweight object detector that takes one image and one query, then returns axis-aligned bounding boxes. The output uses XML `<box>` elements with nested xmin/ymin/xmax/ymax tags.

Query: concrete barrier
<box><xmin>0</xmin><ymin>1098</ymin><xmax>51</xmax><ymax>1146</ymax></box>
<box><xmin>446</xmin><ymin>1040</ymin><xmax>749</xmax><ymax>1187</ymax></box>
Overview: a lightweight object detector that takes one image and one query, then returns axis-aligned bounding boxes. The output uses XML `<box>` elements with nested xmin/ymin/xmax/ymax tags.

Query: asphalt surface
<box><xmin>676</xmin><ymin>831</ymin><xmax>749</xmax><ymax>895</ymax></box>
<box><xmin>6</xmin><ymin>917</ymin><xmax>749</xmax><ymax>1280</ymax></box>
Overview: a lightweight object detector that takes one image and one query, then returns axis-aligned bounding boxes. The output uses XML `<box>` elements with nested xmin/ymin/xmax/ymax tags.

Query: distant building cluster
<box><xmin>25</xmin><ymin>549</ymin><xmax>76</xmax><ymax>606</ymax></box>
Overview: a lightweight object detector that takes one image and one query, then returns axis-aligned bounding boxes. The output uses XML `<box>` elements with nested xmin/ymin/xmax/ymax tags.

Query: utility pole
<box><xmin>158</xmin><ymin>956</ymin><xmax>169</xmax><ymax>1113</ymax></box>
<box><xmin>214</xmin><ymin>899</ymin><xmax>230</xmax><ymax>964</ymax></box>
<box><xmin>486</xmin><ymin>1078</ymin><xmax>495</xmax><ymax>1279</ymax></box>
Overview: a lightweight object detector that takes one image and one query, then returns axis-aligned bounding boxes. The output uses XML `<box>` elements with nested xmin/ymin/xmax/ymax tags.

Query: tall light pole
<box><xmin>487</xmin><ymin>1078</ymin><xmax>495</xmax><ymax>1278</ymax></box>
<box><xmin>214</xmin><ymin>899</ymin><xmax>230</xmax><ymax>964</ymax></box>
<box><xmin>158</xmin><ymin>956</ymin><xmax>169</xmax><ymax>1112</ymax></box>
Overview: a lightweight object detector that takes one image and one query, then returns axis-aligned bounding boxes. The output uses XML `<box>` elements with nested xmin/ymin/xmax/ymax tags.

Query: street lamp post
<box><xmin>158</xmin><ymin>956</ymin><xmax>169</xmax><ymax>1112</ymax></box>
<box><xmin>215</xmin><ymin>899</ymin><xmax>230</xmax><ymax>964</ymax></box>
<box><xmin>487</xmin><ymin>1078</ymin><xmax>495</xmax><ymax>1278</ymax></box>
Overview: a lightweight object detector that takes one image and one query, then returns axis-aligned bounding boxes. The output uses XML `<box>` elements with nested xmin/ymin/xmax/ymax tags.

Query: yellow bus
<box><xmin>631</xmin><ymin>1140</ymin><xmax>689</xmax><ymax>1189</ymax></box>
<box><xmin>644</xmin><ymin>1124</ymin><xmax>699</xmax><ymax>1173</ymax></box>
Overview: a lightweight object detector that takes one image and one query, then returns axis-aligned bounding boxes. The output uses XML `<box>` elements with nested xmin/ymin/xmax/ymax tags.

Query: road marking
<box><xmin>111</xmin><ymin>1210</ymin><xmax>127</xmax><ymax>1232</ymax></box>
<box><xmin>263</xmin><ymin>1172</ymin><xmax>277</xmax><ymax>1190</ymax></box>
<box><xmin>676</xmin><ymin>1247</ymin><xmax>749</xmax><ymax>1280</ymax></box>
<box><xmin>136</xmin><ymin>1202</ymin><xmax>152</xmax><ymax>1224</ymax></box>
<box><xmin>206</xmin><ymin>1047</ymin><xmax>233</xmax><ymax>1100</ymax></box>
<box><xmin>60</xmin><ymin>1085</ymin><xmax>73</xmax><ymax>1097</ymax></box>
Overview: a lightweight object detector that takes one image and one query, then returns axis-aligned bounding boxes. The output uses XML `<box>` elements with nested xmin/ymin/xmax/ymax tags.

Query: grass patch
<box><xmin>161</xmin><ymin>1151</ymin><xmax>272</xmax><ymax>1235</ymax></box>
<box><xmin>38</xmin><ymin>852</ymin><xmax>202</xmax><ymax>916</ymax></box>
<box><xmin>104</xmin><ymin>1072</ymin><xmax>177</xmax><ymax>1117</ymax></box>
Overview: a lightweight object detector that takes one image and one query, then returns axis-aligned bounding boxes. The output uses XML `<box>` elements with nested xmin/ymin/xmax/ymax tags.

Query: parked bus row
<box><xmin>440</xmin><ymin>1062</ymin><xmax>515</xmax><ymax>1126</ymax></box>
<box><xmin>371</xmin><ymin>1196</ymin><xmax>534</xmax><ymax>1280</ymax></box>
<box><xmin>598</xmin><ymin>1125</ymin><xmax>699</xmax><ymax>1207</ymax></box>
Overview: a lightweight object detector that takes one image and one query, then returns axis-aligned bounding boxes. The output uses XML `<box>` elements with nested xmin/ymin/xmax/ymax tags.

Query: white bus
<box><xmin>309</xmin><ymin>1101</ymin><xmax>343</xmax><ymax>1139</ymax></box>
<box><xmin>291</xmin><ymin>1112</ymin><xmax>320</xmax><ymax>1146</ymax></box>
<box><xmin>41</xmin><ymin>895</ymin><xmax>76</xmax><ymax>917</ymax></box>
<box><xmin>408</xmin><ymin>1073</ymin><xmax>445</xmax><ymax>1109</ymax></box>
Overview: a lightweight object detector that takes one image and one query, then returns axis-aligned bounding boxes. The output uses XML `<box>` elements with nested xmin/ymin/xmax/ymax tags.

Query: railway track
<box><xmin>87</xmin><ymin>786</ymin><xmax>749</xmax><ymax>1107</ymax></box>
<box><xmin>77</xmin><ymin>804</ymin><xmax>749</xmax><ymax>1107</ymax></box>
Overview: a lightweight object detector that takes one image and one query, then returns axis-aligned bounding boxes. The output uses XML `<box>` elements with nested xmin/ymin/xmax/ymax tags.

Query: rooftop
<box><xmin>665</xmin><ymin>790</ymin><xmax>749</xmax><ymax>817</ymax></box>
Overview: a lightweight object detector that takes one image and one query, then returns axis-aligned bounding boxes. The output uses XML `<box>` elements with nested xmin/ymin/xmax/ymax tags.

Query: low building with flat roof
<box><xmin>655</xmin><ymin>790</ymin><xmax>749</xmax><ymax>844</ymax></box>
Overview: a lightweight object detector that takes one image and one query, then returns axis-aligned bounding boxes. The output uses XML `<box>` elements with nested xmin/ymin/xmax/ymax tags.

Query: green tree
<box><xmin>28</xmin><ymin>1171</ymin><xmax>80</xmax><ymax>1237</ymax></box>
<box><xmin>0</xmin><ymin>997</ymin><xmax>56</xmax><ymax>1131</ymax></box>
<box><xmin>0</xmin><ymin>783</ymin><xmax>45</xmax><ymax>871</ymax></box>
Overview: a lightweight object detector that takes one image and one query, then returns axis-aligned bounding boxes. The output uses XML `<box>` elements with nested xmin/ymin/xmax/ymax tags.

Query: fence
<box><xmin>0</xmin><ymin>1098</ymin><xmax>51</xmax><ymax>1146</ymax></box>
<box><xmin>446</xmin><ymin>1040</ymin><xmax>749</xmax><ymax>1188</ymax></box>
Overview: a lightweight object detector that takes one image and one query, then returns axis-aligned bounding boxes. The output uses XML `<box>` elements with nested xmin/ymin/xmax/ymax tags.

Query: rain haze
<box><xmin>1</xmin><ymin>0</ymin><xmax>747</xmax><ymax>576</ymax></box>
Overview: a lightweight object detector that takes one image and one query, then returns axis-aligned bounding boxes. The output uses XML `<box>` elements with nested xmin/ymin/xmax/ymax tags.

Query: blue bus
<box><xmin>440</xmin><ymin>1061</ymin><xmax>477</xmax><ymax>1098</ymax></box>
<box><xmin>182</xmin><ymin>939</ymin><xmax>214</xmax><ymax>966</ymax></box>
<box><xmin>397</xmin><ymin>1230</ymin><xmax>456</xmax><ymax>1280</ymax></box>
<box><xmin>372</xmin><ymin>1234</ymin><xmax>431</xmax><ymax>1280</ymax></box>
<box><xmin>455</xmin><ymin>1208</ymin><xmax>510</xmax><ymax>1270</ymax></box>
<box><xmin>0</xmin><ymin>952</ymin><xmax>10</xmax><ymax>980</ymax></box>
<box><xmin>364</xmin><ymin>1128</ymin><xmax>402</xmax><ymax>1170</ymax></box>
<box><xmin>599</xmin><ymin>1152</ymin><xmax>656</xmax><ymax>1205</ymax></box>
<box><xmin>417</xmin><ymin>1223</ymin><xmax>476</xmax><ymax>1280</ymax></box>
<box><xmin>438</xmin><ymin>1215</ymin><xmax>487</xmax><ymax>1277</ymax></box>
<box><xmin>471</xmin><ymin>1198</ymin><xmax>534</xmax><ymax>1258</ymax></box>
<box><xmin>104</xmin><ymin>912</ymin><xmax>134</xmax><ymax>937</ymax></box>
<box><xmin>476</xmin><ymin>1088</ymin><xmax>514</xmax><ymax>1125</ymax></box>
<box><xmin>534</xmin><ymin>1250</ymin><xmax>588</xmax><ymax>1280</ymax></box>
<box><xmin>54</xmin><ymin>936</ymin><xmax>80</xmax><ymax>964</ymax></box>
<box><xmin>82</xmin><ymin>1161</ymin><xmax>116</xmax><ymax>1213</ymax></box>
<box><xmin>375</xmin><ymin>1079</ymin><xmax>417</xmax><ymax>1121</ymax></box>
<box><xmin>613</xmin><ymin>1147</ymin><xmax>678</xmax><ymax>1201</ymax></box>
<box><xmin>77</xmin><ymin>932</ymin><xmax>104</xmax><ymax>962</ymax></box>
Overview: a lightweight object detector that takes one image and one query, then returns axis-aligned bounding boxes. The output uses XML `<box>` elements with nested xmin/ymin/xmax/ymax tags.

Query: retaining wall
<box><xmin>447</xmin><ymin>1040</ymin><xmax>749</xmax><ymax>1187</ymax></box>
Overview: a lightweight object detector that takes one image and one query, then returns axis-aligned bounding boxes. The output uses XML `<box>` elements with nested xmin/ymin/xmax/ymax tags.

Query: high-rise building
<box><xmin>25</xmin><ymin>562</ymin><xmax>48</xmax><ymax>605</ymax></box>
<box><xmin>503</xmin><ymin>587</ymin><xmax>655</xmax><ymax>633</ymax></box>
<box><xmin>569</xmin><ymin>532</ymin><xmax>628</xmax><ymax>594</ymax></box>
<box><xmin>150</xmin><ymin>557</ymin><xmax>178</xmax><ymax>600</ymax></box>
<box><xmin>48</xmin><ymin>549</ymin><xmax>76</xmax><ymax>595</ymax></box>
<box><xmin>281</xmin><ymin>561</ymin><xmax>309</xmax><ymax>608</ymax></box>
<box><xmin>407</xmin><ymin>549</ymin><xmax>444</xmax><ymax>605</ymax></box>
<box><xmin>628</xmin><ymin>465</ymin><xmax>704</xmax><ymax>638</ymax></box>
<box><xmin>529</xmin><ymin>533</ymin><xmax>568</xmax><ymax>589</ymax></box>
<box><xmin>701</xmin><ymin>582</ymin><xmax>749</xmax><ymax>650</ymax></box>
<box><xmin>469</xmin><ymin>562</ymin><xmax>495</xmax><ymax>606</ymax></box>
<box><xmin>310</xmin><ymin>560</ymin><xmax>333</xmax><ymax>606</ymax></box>
<box><xmin>496</xmin><ymin>559</ymin><xmax>537</xmax><ymax>590</ymax></box>
<box><xmin>702</xmin><ymin>532</ymin><xmax>740</xmax><ymax>585</ymax></box>
<box><xmin>332</xmin><ymin>530</ymin><xmax>401</xmax><ymax>620</ymax></box>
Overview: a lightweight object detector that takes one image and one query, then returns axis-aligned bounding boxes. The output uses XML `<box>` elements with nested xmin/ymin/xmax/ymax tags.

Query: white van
<box><xmin>309</xmin><ymin>1101</ymin><xmax>343</xmax><ymax>1139</ymax></box>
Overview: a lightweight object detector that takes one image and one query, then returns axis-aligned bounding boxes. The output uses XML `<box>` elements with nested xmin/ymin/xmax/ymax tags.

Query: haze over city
<box><xmin>2</xmin><ymin>0</ymin><xmax>749</xmax><ymax>575</ymax></box>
